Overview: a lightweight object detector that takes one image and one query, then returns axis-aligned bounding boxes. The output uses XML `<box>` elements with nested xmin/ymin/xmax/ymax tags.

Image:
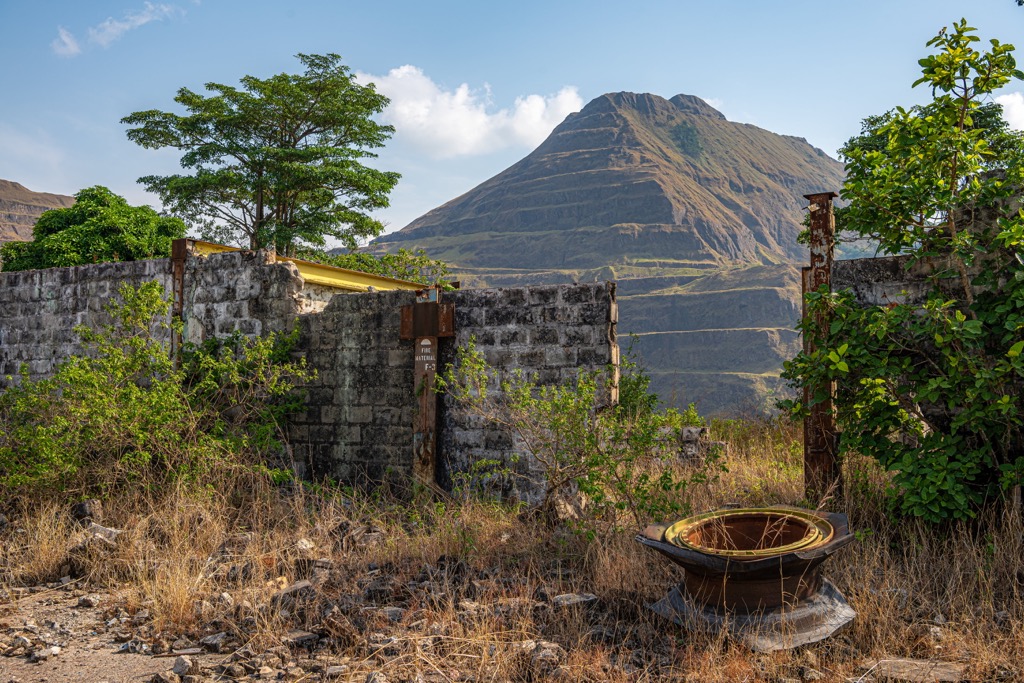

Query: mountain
<box><xmin>373</xmin><ymin>92</ymin><xmax>846</xmax><ymax>414</ymax></box>
<box><xmin>0</xmin><ymin>180</ymin><xmax>74</xmax><ymax>242</ymax></box>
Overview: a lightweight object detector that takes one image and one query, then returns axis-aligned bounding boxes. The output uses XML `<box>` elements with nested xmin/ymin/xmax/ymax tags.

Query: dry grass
<box><xmin>2</xmin><ymin>420</ymin><xmax>1023</xmax><ymax>682</ymax></box>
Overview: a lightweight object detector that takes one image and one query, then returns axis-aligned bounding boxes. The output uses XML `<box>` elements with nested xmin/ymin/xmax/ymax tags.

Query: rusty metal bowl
<box><xmin>637</xmin><ymin>506</ymin><xmax>853</xmax><ymax>613</ymax></box>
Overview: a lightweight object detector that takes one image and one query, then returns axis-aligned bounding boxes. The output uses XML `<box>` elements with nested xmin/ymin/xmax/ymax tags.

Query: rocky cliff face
<box><xmin>373</xmin><ymin>92</ymin><xmax>845</xmax><ymax>414</ymax></box>
<box><xmin>0</xmin><ymin>180</ymin><xmax>74</xmax><ymax>242</ymax></box>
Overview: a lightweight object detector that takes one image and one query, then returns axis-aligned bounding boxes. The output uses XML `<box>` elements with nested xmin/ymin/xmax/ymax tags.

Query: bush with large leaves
<box><xmin>0</xmin><ymin>186</ymin><xmax>185</xmax><ymax>272</ymax></box>
<box><xmin>782</xmin><ymin>20</ymin><xmax>1024</xmax><ymax>522</ymax></box>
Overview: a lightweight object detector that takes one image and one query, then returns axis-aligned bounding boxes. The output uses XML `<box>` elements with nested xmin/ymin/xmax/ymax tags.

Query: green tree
<box><xmin>782</xmin><ymin>20</ymin><xmax>1024</xmax><ymax>522</ymax></box>
<box><xmin>0</xmin><ymin>186</ymin><xmax>185</xmax><ymax>272</ymax></box>
<box><xmin>122</xmin><ymin>53</ymin><xmax>399</xmax><ymax>254</ymax></box>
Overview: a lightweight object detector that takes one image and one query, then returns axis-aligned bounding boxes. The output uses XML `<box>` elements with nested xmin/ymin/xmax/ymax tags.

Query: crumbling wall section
<box><xmin>439</xmin><ymin>283</ymin><xmax>618</xmax><ymax>499</ymax></box>
<box><xmin>833</xmin><ymin>254</ymin><xmax>974</xmax><ymax>306</ymax></box>
<box><xmin>295</xmin><ymin>283</ymin><xmax>618</xmax><ymax>491</ymax></box>
<box><xmin>0</xmin><ymin>250</ymin><xmax>314</xmax><ymax>386</ymax></box>
<box><xmin>180</xmin><ymin>249</ymin><xmax>306</xmax><ymax>345</ymax></box>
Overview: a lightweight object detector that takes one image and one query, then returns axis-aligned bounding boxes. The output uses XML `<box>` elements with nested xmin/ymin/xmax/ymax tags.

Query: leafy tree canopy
<box><xmin>782</xmin><ymin>20</ymin><xmax>1024</xmax><ymax>522</ymax></box>
<box><xmin>839</xmin><ymin>21</ymin><xmax>1024</xmax><ymax>271</ymax></box>
<box><xmin>122</xmin><ymin>53</ymin><xmax>399</xmax><ymax>255</ymax></box>
<box><xmin>0</xmin><ymin>186</ymin><xmax>185</xmax><ymax>272</ymax></box>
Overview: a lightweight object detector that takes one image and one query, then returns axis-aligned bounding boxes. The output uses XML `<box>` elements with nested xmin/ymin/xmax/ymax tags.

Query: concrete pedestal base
<box><xmin>650</xmin><ymin>577</ymin><xmax>856</xmax><ymax>652</ymax></box>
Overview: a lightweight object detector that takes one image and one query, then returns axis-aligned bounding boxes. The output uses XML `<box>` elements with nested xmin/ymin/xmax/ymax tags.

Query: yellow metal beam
<box><xmin>187</xmin><ymin>239</ymin><xmax>422</xmax><ymax>292</ymax></box>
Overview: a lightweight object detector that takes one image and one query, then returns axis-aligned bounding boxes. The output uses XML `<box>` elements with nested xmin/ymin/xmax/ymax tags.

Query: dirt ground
<box><xmin>1</xmin><ymin>584</ymin><xmax>225</xmax><ymax>683</ymax></box>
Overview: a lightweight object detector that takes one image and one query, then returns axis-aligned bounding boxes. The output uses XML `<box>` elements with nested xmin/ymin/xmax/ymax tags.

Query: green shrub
<box><xmin>439</xmin><ymin>338</ymin><xmax>721</xmax><ymax>531</ymax></box>
<box><xmin>781</xmin><ymin>22</ymin><xmax>1024</xmax><ymax>523</ymax></box>
<box><xmin>0</xmin><ymin>186</ymin><xmax>185</xmax><ymax>272</ymax></box>
<box><xmin>0</xmin><ymin>282</ymin><xmax>311</xmax><ymax>496</ymax></box>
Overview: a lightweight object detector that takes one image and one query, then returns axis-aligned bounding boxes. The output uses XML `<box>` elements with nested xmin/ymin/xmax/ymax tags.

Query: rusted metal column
<box><xmin>802</xmin><ymin>192</ymin><xmax>841</xmax><ymax>505</ymax></box>
<box><xmin>400</xmin><ymin>287</ymin><xmax>455</xmax><ymax>486</ymax></box>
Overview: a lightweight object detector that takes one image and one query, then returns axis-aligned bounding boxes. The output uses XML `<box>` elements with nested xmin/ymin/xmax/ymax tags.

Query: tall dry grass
<box><xmin>1</xmin><ymin>419</ymin><xmax>1022</xmax><ymax>681</ymax></box>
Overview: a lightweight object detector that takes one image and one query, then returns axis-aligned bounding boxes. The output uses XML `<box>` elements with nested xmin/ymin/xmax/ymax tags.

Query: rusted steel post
<box><xmin>802</xmin><ymin>192</ymin><xmax>841</xmax><ymax>505</ymax></box>
<box><xmin>400</xmin><ymin>287</ymin><xmax>455</xmax><ymax>486</ymax></box>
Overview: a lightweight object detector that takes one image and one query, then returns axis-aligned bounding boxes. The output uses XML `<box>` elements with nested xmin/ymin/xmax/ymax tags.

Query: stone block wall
<box><xmin>1</xmin><ymin>252</ymin><xmax>618</xmax><ymax>495</ymax></box>
<box><xmin>833</xmin><ymin>254</ymin><xmax>974</xmax><ymax>307</ymax></box>
<box><xmin>0</xmin><ymin>248</ymin><xmax>308</xmax><ymax>385</ymax></box>
<box><xmin>0</xmin><ymin>259</ymin><xmax>174</xmax><ymax>382</ymax></box>
<box><xmin>294</xmin><ymin>289</ymin><xmax>417</xmax><ymax>483</ymax></box>
<box><xmin>181</xmin><ymin>249</ymin><xmax>306</xmax><ymax>344</ymax></box>
<box><xmin>294</xmin><ymin>282</ymin><xmax>619</xmax><ymax>493</ymax></box>
<box><xmin>438</xmin><ymin>283</ymin><xmax>618</xmax><ymax>500</ymax></box>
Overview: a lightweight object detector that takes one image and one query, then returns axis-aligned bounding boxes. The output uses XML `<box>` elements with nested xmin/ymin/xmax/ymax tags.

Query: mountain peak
<box><xmin>669</xmin><ymin>93</ymin><xmax>726</xmax><ymax>119</ymax></box>
<box><xmin>371</xmin><ymin>92</ymin><xmax>845</xmax><ymax>415</ymax></box>
<box><xmin>579</xmin><ymin>92</ymin><xmax>727</xmax><ymax>121</ymax></box>
<box><xmin>383</xmin><ymin>90</ymin><xmax>843</xmax><ymax>265</ymax></box>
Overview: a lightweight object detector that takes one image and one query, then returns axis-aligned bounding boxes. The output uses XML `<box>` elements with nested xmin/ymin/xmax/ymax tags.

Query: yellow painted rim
<box><xmin>663</xmin><ymin>507</ymin><xmax>835</xmax><ymax>559</ymax></box>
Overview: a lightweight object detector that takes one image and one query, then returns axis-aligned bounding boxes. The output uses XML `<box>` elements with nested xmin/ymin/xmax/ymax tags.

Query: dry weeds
<box><xmin>2</xmin><ymin>420</ymin><xmax>1022</xmax><ymax>682</ymax></box>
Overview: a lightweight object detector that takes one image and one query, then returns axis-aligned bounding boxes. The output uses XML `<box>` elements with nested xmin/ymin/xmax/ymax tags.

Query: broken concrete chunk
<box><xmin>551</xmin><ymin>592</ymin><xmax>598</xmax><ymax>608</ymax></box>
<box><xmin>172</xmin><ymin>655</ymin><xmax>198</xmax><ymax>676</ymax></box>
<box><xmin>86</xmin><ymin>522</ymin><xmax>122</xmax><ymax>542</ymax></box>
<box><xmin>282</xmin><ymin>630</ymin><xmax>319</xmax><ymax>647</ymax></box>
<box><xmin>29</xmin><ymin>645</ymin><xmax>61</xmax><ymax>662</ymax></box>
<box><xmin>861</xmin><ymin>658</ymin><xmax>965</xmax><ymax>683</ymax></box>
<box><xmin>200</xmin><ymin>631</ymin><xmax>229</xmax><ymax>652</ymax></box>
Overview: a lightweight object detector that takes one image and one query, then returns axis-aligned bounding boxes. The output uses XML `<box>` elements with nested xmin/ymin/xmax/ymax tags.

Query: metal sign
<box><xmin>400</xmin><ymin>287</ymin><xmax>455</xmax><ymax>485</ymax></box>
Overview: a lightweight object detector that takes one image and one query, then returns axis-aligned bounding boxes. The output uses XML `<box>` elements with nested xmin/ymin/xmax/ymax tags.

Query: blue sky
<box><xmin>2</xmin><ymin>1</ymin><xmax>1024</xmax><ymax>243</ymax></box>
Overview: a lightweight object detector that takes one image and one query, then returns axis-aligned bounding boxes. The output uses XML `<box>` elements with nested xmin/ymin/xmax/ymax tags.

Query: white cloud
<box><xmin>702</xmin><ymin>96</ymin><xmax>725</xmax><ymax>111</ymax></box>
<box><xmin>997</xmin><ymin>92</ymin><xmax>1024</xmax><ymax>130</ymax></box>
<box><xmin>87</xmin><ymin>2</ymin><xmax>180</xmax><ymax>47</ymax></box>
<box><xmin>49</xmin><ymin>3</ymin><xmax>181</xmax><ymax>57</ymax></box>
<box><xmin>51</xmin><ymin>27</ymin><xmax>81</xmax><ymax>57</ymax></box>
<box><xmin>357</xmin><ymin>66</ymin><xmax>583</xmax><ymax>158</ymax></box>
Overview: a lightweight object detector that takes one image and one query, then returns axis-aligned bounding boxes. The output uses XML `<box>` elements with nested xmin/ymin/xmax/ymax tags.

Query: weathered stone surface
<box><xmin>550</xmin><ymin>592</ymin><xmax>598</xmax><ymax>609</ymax></box>
<box><xmin>281</xmin><ymin>630</ymin><xmax>318</xmax><ymax>647</ymax></box>
<box><xmin>1</xmin><ymin>250</ymin><xmax>616</xmax><ymax>497</ymax></box>
<box><xmin>298</xmin><ymin>282</ymin><xmax>617</xmax><ymax>500</ymax></box>
<box><xmin>172</xmin><ymin>655</ymin><xmax>197</xmax><ymax>676</ymax></box>
<box><xmin>860</xmin><ymin>658</ymin><xmax>965</xmax><ymax>682</ymax></box>
<box><xmin>77</xmin><ymin>594</ymin><xmax>101</xmax><ymax>608</ymax></box>
<box><xmin>324</xmin><ymin>665</ymin><xmax>350</xmax><ymax>678</ymax></box>
<box><xmin>833</xmin><ymin>255</ymin><xmax>970</xmax><ymax>308</ymax></box>
<box><xmin>199</xmin><ymin>631</ymin><xmax>228</xmax><ymax>652</ymax></box>
<box><xmin>0</xmin><ymin>258</ymin><xmax>175</xmax><ymax>384</ymax></box>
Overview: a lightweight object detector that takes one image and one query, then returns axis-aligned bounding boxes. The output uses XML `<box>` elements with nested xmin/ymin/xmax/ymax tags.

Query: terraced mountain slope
<box><xmin>373</xmin><ymin>92</ymin><xmax>846</xmax><ymax>414</ymax></box>
<box><xmin>0</xmin><ymin>179</ymin><xmax>74</xmax><ymax>243</ymax></box>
